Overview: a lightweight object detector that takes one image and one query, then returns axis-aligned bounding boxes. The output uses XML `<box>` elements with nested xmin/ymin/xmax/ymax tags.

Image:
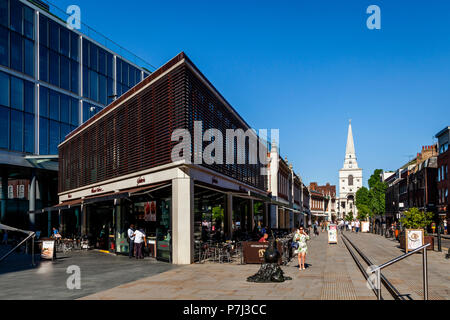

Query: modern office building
<box><xmin>0</xmin><ymin>0</ymin><xmax>152</xmax><ymax>233</ymax></box>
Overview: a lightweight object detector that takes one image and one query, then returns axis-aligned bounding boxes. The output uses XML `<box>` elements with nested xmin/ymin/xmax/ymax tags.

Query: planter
<box><xmin>399</xmin><ymin>234</ymin><xmax>434</xmax><ymax>251</ymax></box>
<box><xmin>424</xmin><ymin>236</ymin><xmax>434</xmax><ymax>251</ymax></box>
<box><xmin>399</xmin><ymin>234</ymin><xmax>405</xmax><ymax>250</ymax></box>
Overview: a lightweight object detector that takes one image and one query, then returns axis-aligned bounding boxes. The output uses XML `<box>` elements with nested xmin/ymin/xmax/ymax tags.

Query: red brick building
<box><xmin>436</xmin><ymin>127</ymin><xmax>449</xmax><ymax>228</ymax></box>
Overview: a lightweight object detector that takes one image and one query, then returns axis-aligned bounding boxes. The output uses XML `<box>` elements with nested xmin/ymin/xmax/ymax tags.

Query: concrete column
<box><xmin>172</xmin><ymin>177</ymin><xmax>194</xmax><ymax>265</ymax></box>
<box><xmin>226</xmin><ymin>193</ymin><xmax>233</xmax><ymax>238</ymax></box>
<box><xmin>270</xmin><ymin>204</ymin><xmax>278</xmax><ymax>229</ymax></box>
<box><xmin>0</xmin><ymin>169</ymin><xmax>8</xmax><ymax>223</ymax></box>
<box><xmin>29</xmin><ymin>170</ymin><xmax>36</xmax><ymax>228</ymax></box>
<box><xmin>81</xmin><ymin>204</ymin><xmax>87</xmax><ymax>236</ymax></box>
<box><xmin>263</xmin><ymin>202</ymin><xmax>268</xmax><ymax>228</ymax></box>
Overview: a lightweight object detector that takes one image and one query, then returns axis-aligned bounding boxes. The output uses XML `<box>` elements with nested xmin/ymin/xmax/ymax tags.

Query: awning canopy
<box><xmin>28</xmin><ymin>182</ymin><xmax>172</xmax><ymax>214</ymax></box>
<box><xmin>194</xmin><ymin>181</ymin><xmax>270</xmax><ymax>202</ymax></box>
<box><xmin>311</xmin><ymin>213</ymin><xmax>327</xmax><ymax>217</ymax></box>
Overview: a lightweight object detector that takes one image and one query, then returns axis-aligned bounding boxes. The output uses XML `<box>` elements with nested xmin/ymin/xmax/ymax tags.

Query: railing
<box><xmin>370</xmin><ymin>243</ymin><xmax>430</xmax><ymax>300</ymax></box>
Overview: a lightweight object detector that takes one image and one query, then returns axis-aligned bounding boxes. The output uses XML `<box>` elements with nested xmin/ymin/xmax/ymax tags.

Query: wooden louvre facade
<box><xmin>59</xmin><ymin>52</ymin><xmax>266</xmax><ymax>193</ymax></box>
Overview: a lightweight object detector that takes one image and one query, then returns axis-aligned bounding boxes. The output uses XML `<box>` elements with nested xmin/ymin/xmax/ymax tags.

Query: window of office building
<box><xmin>39</xmin><ymin>15</ymin><xmax>79</xmax><ymax>94</ymax></box>
<box><xmin>0</xmin><ymin>0</ymin><xmax>34</xmax><ymax>76</ymax></box>
<box><xmin>0</xmin><ymin>71</ymin><xmax>34</xmax><ymax>153</ymax></box>
<box><xmin>39</xmin><ymin>86</ymin><xmax>78</xmax><ymax>155</ymax></box>
<box><xmin>82</xmin><ymin>38</ymin><xmax>113</xmax><ymax>105</ymax></box>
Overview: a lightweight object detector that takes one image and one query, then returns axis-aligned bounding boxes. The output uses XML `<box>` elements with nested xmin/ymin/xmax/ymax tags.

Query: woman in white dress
<box><xmin>293</xmin><ymin>226</ymin><xmax>310</xmax><ymax>270</ymax></box>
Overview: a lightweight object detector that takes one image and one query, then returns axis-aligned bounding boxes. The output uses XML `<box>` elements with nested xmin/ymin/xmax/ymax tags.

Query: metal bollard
<box><xmin>423</xmin><ymin>247</ymin><xmax>428</xmax><ymax>300</ymax></box>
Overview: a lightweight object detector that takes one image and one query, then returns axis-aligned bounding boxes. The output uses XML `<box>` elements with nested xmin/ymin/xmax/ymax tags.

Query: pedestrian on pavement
<box><xmin>313</xmin><ymin>221</ymin><xmax>319</xmax><ymax>236</ymax></box>
<box><xmin>293</xmin><ymin>226</ymin><xmax>310</xmax><ymax>271</ymax></box>
<box><xmin>258</xmin><ymin>233</ymin><xmax>269</xmax><ymax>243</ymax></box>
<box><xmin>351</xmin><ymin>220</ymin><xmax>355</xmax><ymax>232</ymax></box>
<box><xmin>355</xmin><ymin>220</ymin><xmax>360</xmax><ymax>233</ymax></box>
<box><xmin>127</xmin><ymin>224</ymin><xmax>135</xmax><ymax>258</ymax></box>
<box><xmin>444</xmin><ymin>220</ymin><xmax>448</xmax><ymax>235</ymax></box>
<box><xmin>133</xmin><ymin>227</ymin><xmax>146</xmax><ymax>259</ymax></box>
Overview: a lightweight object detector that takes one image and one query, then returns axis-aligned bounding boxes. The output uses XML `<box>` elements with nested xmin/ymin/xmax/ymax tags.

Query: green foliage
<box><xmin>345</xmin><ymin>212</ymin><xmax>354</xmax><ymax>222</ymax></box>
<box><xmin>355</xmin><ymin>169</ymin><xmax>387</xmax><ymax>217</ymax></box>
<box><xmin>212</xmin><ymin>206</ymin><xmax>224</xmax><ymax>221</ymax></box>
<box><xmin>355</xmin><ymin>187</ymin><xmax>370</xmax><ymax>208</ymax></box>
<box><xmin>400</xmin><ymin>207</ymin><xmax>433</xmax><ymax>233</ymax></box>
<box><xmin>356</xmin><ymin>204</ymin><xmax>370</xmax><ymax>221</ymax></box>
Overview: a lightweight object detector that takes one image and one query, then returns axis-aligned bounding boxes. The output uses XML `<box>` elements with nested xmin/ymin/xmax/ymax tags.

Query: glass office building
<box><xmin>0</xmin><ymin>0</ymin><xmax>151</xmax><ymax>233</ymax></box>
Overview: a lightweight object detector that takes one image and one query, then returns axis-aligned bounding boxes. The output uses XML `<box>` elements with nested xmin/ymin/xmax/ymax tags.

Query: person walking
<box><xmin>355</xmin><ymin>220</ymin><xmax>360</xmax><ymax>233</ymax></box>
<box><xmin>313</xmin><ymin>221</ymin><xmax>319</xmax><ymax>236</ymax></box>
<box><xmin>351</xmin><ymin>220</ymin><xmax>355</xmax><ymax>232</ymax></box>
<box><xmin>127</xmin><ymin>224</ymin><xmax>135</xmax><ymax>258</ymax></box>
<box><xmin>133</xmin><ymin>227</ymin><xmax>146</xmax><ymax>259</ymax></box>
<box><xmin>293</xmin><ymin>226</ymin><xmax>310</xmax><ymax>271</ymax></box>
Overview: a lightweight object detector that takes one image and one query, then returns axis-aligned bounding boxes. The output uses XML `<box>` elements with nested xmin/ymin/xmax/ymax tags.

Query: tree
<box><xmin>356</xmin><ymin>204</ymin><xmax>370</xmax><ymax>221</ymax></box>
<box><xmin>400</xmin><ymin>207</ymin><xmax>433</xmax><ymax>234</ymax></box>
<box><xmin>355</xmin><ymin>169</ymin><xmax>387</xmax><ymax>218</ymax></box>
<box><xmin>355</xmin><ymin>187</ymin><xmax>371</xmax><ymax>214</ymax></box>
<box><xmin>345</xmin><ymin>212</ymin><xmax>354</xmax><ymax>222</ymax></box>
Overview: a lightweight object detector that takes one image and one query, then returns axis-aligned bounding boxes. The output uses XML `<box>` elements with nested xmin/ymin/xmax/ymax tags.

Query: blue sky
<box><xmin>55</xmin><ymin>0</ymin><xmax>450</xmax><ymax>189</ymax></box>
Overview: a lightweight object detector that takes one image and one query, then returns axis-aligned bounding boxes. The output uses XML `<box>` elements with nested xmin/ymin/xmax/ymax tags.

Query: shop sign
<box><xmin>361</xmin><ymin>221</ymin><xmax>370</xmax><ymax>233</ymax></box>
<box><xmin>137</xmin><ymin>176</ymin><xmax>146</xmax><ymax>185</ymax></box>
<box><xmin>91</xmin><ymin>186</ymin><xmax>103</xmax><ymax>194</ymax></box>
<box><xmin>328</xmin><ymin>224</ymin><xmax>338</xmax><ymax>244</ymax></box>
<box><xmin>242</xmin><ymin>242</ymin><xmax>282</xmax><ymax>264</ymax></box>
<box><xmin>41</xmin><ymin>240</ymin><xmax>55</xmax><ymax>260</ymax></box>
<box><xmin>406</xmin><ymin>229</ymin><xmax>424</xmax><ymax>253</ymax></box>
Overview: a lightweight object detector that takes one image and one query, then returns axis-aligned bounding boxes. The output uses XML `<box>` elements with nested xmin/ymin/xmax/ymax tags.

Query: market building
<box><xmin>56</xmin><ymin>52</ymin><xmax>273</xmax><ymax>264</ymax></box>
<box><xmin>0</xmin><ymin>0</ymin><xmax>152</xmax><ymax>234</ymax></box>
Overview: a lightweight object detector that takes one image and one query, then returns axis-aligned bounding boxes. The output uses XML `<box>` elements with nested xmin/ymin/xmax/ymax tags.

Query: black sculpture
<box><xmin>247</xmin><ymin>236</ymin><xmax>292</xmax><ymax>283</ymax></box>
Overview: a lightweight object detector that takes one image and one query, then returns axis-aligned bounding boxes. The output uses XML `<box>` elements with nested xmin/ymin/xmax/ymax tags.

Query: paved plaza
<box><xmin>0</xmin><ymin>249</ymin><xmax>177</xmax><ymax>300</ymax></box>
<box><xmin>1</xmin><ymin>232</ymin><xmax>449</xmax><ymax>300</ymax></box>
<box><xmin>343</xmin><ymin>232</ymin><xmax>450</xmax><ymax>300</ymax></box>
<box><xmin>82</xmin><ymin>234</ymin><xmax>375</xmax><ymax>300</ymax></box>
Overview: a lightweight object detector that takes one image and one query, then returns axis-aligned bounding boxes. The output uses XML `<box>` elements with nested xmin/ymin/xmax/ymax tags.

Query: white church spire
<box><xmin>343</xmin><ymin>119</ymin><xmax>358</xmax><ymax>169</ymax></box>
<box><xmin>339</xmin><ymin>120</ymin><xmax>363</xmax><ymax>219</ymax></box>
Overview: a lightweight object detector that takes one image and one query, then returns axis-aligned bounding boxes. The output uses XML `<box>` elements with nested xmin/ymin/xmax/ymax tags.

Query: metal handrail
<box><xmin>371</xmin><ymin>242</ymin><xmax>430</xmax><ymax>300</ymax></box>
<box><xmin>371</xmin><ymin>243</ymin><xmax>430</xmax><ymax>272</ymax></box>
<box><xmin>342</xmin><ymin>234</ymin><xmax>402</xmax><ymax>300</ymax></box>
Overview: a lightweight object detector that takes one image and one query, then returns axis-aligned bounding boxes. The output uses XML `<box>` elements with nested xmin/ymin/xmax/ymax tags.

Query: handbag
<box><xmin>291</xmin><ymin>241</ymin><xmax>299</xmax><ymax>249</ymax></box>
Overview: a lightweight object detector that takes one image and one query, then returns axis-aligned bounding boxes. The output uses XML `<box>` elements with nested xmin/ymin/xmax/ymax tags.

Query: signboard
<box><xmin>41</xmin><ymin>240</ymin><xmax>55</xmax><ymax>260</ymax></box>
<box><xmin>406</xmin><ymin>229</ymin><xmax>424</xmax><ymax>253</ymax></box>
<box><xmin>328</xmin><ymin>224</ymin><xmax>337</xmax><ymax>244</ymax></box>
<box><xmin>361</xmin><ymin>221</ymin><xmax>370</xmax><ymax>233</ymax></box>
<box><xmin>242</xmin><ymin>242</ymin><xmax>283</xmax><ymax>264</ymax></box>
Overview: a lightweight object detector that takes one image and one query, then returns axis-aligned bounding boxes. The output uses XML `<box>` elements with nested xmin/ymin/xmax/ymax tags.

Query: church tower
<box><xmin>338</xmin><ymin>120</ymin><xmax>363</xmax><ymax>219</ymax></box>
